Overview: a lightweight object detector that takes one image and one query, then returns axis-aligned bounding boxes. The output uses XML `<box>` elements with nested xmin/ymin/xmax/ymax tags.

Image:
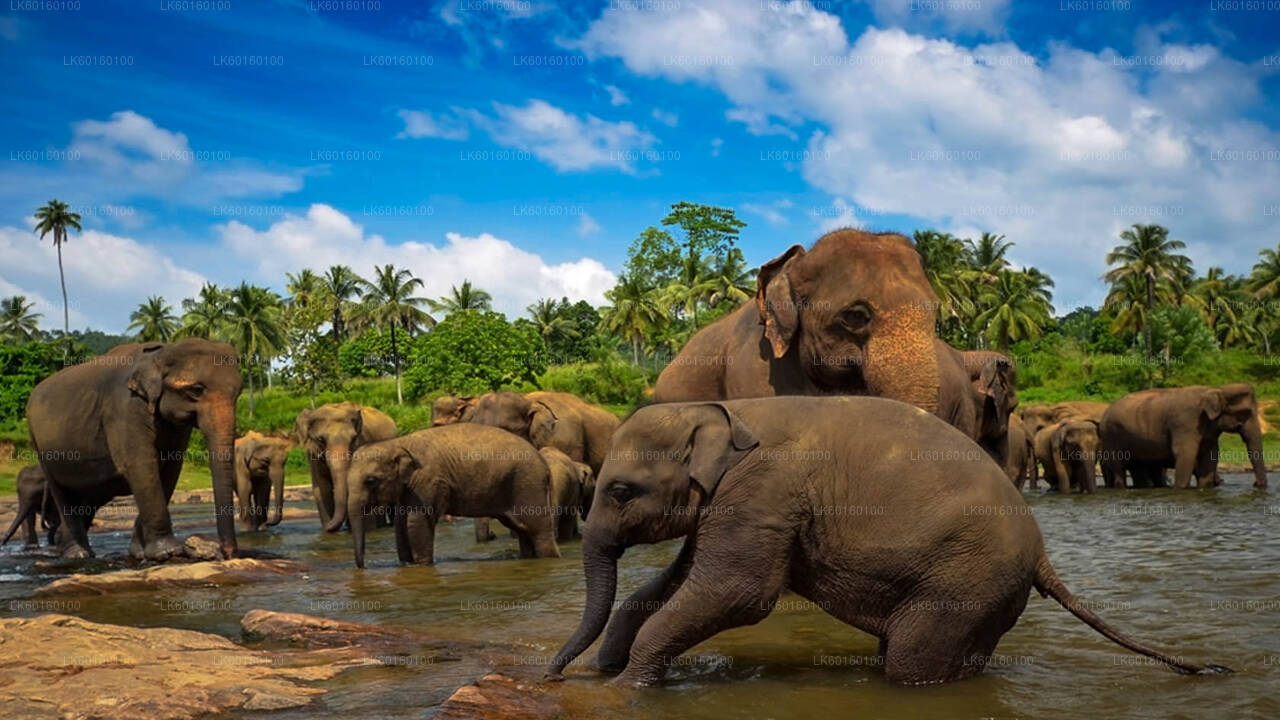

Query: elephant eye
<box><xmin>183</xmin><ymin>383</ymin><xmax>206</xmax><ymax>399</ymax></box>
<box><xmin>606</xmin><ymin>482</ymin><xmax>635</xmax><ymax>503</ymax></box>
<box><xmin>840</xmin><ymin>304</ymin><xmax>873</xmax><ymax>334</ymax></box>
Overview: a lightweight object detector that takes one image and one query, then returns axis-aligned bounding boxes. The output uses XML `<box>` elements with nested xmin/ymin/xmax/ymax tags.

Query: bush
<box><xmin>0</xmin><ymin>342</ymin><xmax>78</xmax><ymax>426</ymax></box>
<box><xmin>538</xmin><ymin>359</ymin><xmax>651</xmax><ymax>406</ymax></box>
<box><xmin>403</xmin><ymin>311</ymin><xmax>547</xmax><ymax>398</ymax></box>
<box><xmin>337</xmin><ymin>328</ymin><xmax>405</xmax><ymax>378</ymax></box>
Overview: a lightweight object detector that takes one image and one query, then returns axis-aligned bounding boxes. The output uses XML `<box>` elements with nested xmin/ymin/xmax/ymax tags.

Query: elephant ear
<box><xmin>350</xmin><ymin>407</ymin><xmax>366</xmax><ymax>438</ymax></box>
<box><xmin>976</xmin><ymin>356</ymin><xmax>1017</xmax><ymax>438</ymax></box>
<box><xmin>126</xmin><ymin>345</ymin><xmax>166</xmax><ymax>414</ymax></box>
<box><xmin>528</xmin><ymin>402</ymin><xmax>558</xmax><ymax>444</ymax></box>
<box><xmin>395</xmin><ymin>446</ymin><xmax>420</xmax><ymax>479</ymax></box>
<box><xmin>293</xmin><ymin>410</ymin><xmax>312</xmax><ymax>445</ymax></box>
<box><xmin>755</xmin><ymin>244</ymin><xmax>806</xmax><ymax>359</ymax></box>
<box><xmin>1201</xmin><ymin>389</ymin><xmax>1226</xmax><ymax>420</ymax></box>
<box><xmin>682</xmin><ymin>404</ymin><xmax>760</xmax><ymax>496</ymax></box>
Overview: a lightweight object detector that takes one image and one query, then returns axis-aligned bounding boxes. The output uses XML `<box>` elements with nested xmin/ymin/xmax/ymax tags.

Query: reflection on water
<box><xmin>3</xmin><ymin>476</ymin><xmax>1279</xmax><ymax>719</ymax></box>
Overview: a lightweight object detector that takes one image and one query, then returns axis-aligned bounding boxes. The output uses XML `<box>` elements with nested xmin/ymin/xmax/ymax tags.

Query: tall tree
<box><xmin>321</xmin><ymin>265</ymin><xmax>363</xmax><ymax>342</ymax></box>
<box><xmin>973</xmin><ymin>269</ymin><xmax>1054</xmax><ymax>351</ymax></box>
<box><xmin>600</xmin><ymin>273</ymin><xmax>667</xmax><ymax>364</ymax></box>
<box><xmin>1103</xmin><ymin>223</ymin><xmax>1191</xmax><ymax>360</ymax></box>
<box><xmin>705</xmin><ymin>247</ymin><xmax>756</xmax><ymax>307</ymax></box>
<box><xmin>179</xmin><ymin>283</ymin><xmax>230</xmax><ymax>339</ymax></box>
<box><xmin>1189</xmin><ymin>267</ymin><xmax>1255</xmax><ymax>348</ymax></box>
<box><xmin>430</xmin><ymin>280</ymin><xmax>493</xmax><ymax>314</ymax></box>
<box><xmin>526</xmin><ymin>297</ymin><xmax>577</xmax><ymax>352</ymax></box>
<box><xmin>355</xmin><ymin>264</ymin><xmax>433</xmax><ymax>404</ymax></box>
<box><xmin>286</xmin><ymin>269</ymin><xmax>322</xmax><ymax>309</ymax></box>
<box><xmin>32</xmin><ymin>199</ymin><xmax>82</xmax><ymax>342</ymax></box>
<box><xmin>913</xmin><ymin>230</ymin><xmax>977</xmax><ymax>338</ymax></box>
<box><xmin>223</xmin><ymin>283</ymin><xmax>285</xmax><ymax>417</ymax></box>
<box><xmin>128</xmin><ymin>296</ymin><xmax>179</xmax><ymax>342</ymax></box>
<box><xmin>660</xmin><ymin>202</ymin><xmax>746</xmax><ymax>263</ymax></box>
<box><xmin>1247</xmin><ymin>243</ymin><xmax>1280</xmax><ymax>301</ymax></box>
<box><xmin>965</xmin><ymin>232</ymin><xmax>1013</xmax><ymax>277</ymax></box>
<box><xmin>0</xmin><ymin>296</ymin><xmax>42</xmax><ymax>342</ymax></box>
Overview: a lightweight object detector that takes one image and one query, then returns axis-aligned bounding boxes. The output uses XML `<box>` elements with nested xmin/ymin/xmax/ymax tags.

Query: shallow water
<box><xmin>4</xmin><ymin>475</ymin><xmax>1279</xmax><ymax>719</ymax></box>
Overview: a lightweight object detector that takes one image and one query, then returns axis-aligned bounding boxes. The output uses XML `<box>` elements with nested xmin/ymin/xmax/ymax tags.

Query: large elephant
<box><xmin>541</xmin><ymin>446</ymin><xmax>592</xmax><ymax>542</ymax></box>
<box><xmin>1006</xmin><ymin>412</ymin><xmax>1034</xmax><ymax>489</ymax></box>
<box><xmin>546</xmin><ymin>397</ymin><xmax>1227</xmax><ymax>687</ymax></box>
<box><xmin>294</xmin><ymin>402</ymin><xmax>397</xmax><ymax>532</ymax></box>
<box><xmin>344</xmin><ymin>424</ymin><xmax>560</xmax><ymax>568</ymax></box>
<box><xmin>1100</xmin><ymin>384</ymin><xmax>1267</xmax><ymax>489</ymax></box>
<box><xmin>1022</xmin><ymin>401</ymin><xmax>1108</xmax><ymax>482</ymax></box>
<box><xmin>1033</xmin><ymin>419</ymin><xmax>1100</xmax><ymax>493</ymax></box>
<box><xmin>469</xmin><ymin>391</ymin><xmax>619</xmax><ymax>475</ymax></box>
<box><xmin>431</xmin><ymin>395</ymin><xmax>477</xmax><ymax>426</ymax></box>
<box><xmin>233</xmin><ymin>432</ymin><xmax>289</xmax><ymax>532</ymax></box>
<box><xmin>2</xmin><ymin>465</ymin><xmax>57</xmax><ymax>548</ymax></box>
<box><xmin>654</xmin><ymin>230</ymin><xmax>943</xmax><ymax>416</ymax></box>
<box><xmin>959</xmin><ymin>350</ymin><xmax>1019</xmax><ymax>465</ymax></box>
<box><xmin>26</xmin><ymin>339</ymin><xmax>241</xmax><ymax>560</ymax></box>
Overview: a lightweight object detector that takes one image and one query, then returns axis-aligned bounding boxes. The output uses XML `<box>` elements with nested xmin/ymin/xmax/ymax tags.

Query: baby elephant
<box><xmin>234</xmin><ymin>432</ymin><xmax>291</xmax><ymax>531</ymax></box>
<box><xmin>2</xmin><ymin>465</ymin><xmax>58</xmax><ymax>548</ymax></box>
<box><xmin>346</xmin><ymin>424</ymin><xmax>561</xmax><ymax>568</ymax></box>
<box><xmin>1033</xmin><ymin>419</ymin><xmax>1100</xmax><ymax>493</ymax></box>
<box><xmin>541</xmin><ymin>446</ymin><xmax>593</xmax><ymax>542</ymax></box>
<box><xmin>547</xmin><ymin>397</ymin><xmax>1229</xmax><ymax>687</ymax></box>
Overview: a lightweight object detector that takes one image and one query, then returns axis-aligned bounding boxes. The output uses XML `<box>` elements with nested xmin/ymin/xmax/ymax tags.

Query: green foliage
<box><xmin>1150</xmin><ymin>305</ymin><xmax>1218</xmax><ymax>367</ymax></box>
<box><xmin>337</xmin><ymin>328</ymin><xmax>403</xmax><ymax>378</ymax></box>
<box><xmin>403</xmin><ymin>310</ymin><xmax>547</xmax><ymax>398</ymax></box>
<box><xmin>0</xmin><ymin>341</ymin><xmax>84</xmax><ymax>426</ymax></box>
<box><xmin>538</xmin><ymin>357</ymin><xmax>653</xmax><ymax>406</ymax></box>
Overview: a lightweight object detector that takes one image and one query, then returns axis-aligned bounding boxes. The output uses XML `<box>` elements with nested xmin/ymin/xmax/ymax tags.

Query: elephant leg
<box><xmin>556</xmin><ymin>510</ymin><xmax>577</xmax><ymax>543</ymax></box>
<box><xmin>598</xmin><ymin>537</ymin><xmax>696</xmax><ymax>673</ymax></box>
<box><xmin>394</xmin><ymin>506</ymin><xmax>435</xmax><ymax>564</ymax></box>
<box><xmin>474</xmin><ymin>517</ymin><xmax>495</xmax><ymax>543</ymax></box>
<box><xmin>22</xmin><ymin>502</ymin><xmax>38</xmax><ymax>548</ymax></box>
<box><xmin>46</xmin><ymin>480</ymin><xmax>92</xmax><ymax>559</ymax></box>
<box><xmin>613</xmin><ymin>556</ymin><xmax>783</xmax><ymax>688</ymax></box>
<box><xmin>252</xmin><ymin>480</ymin><xmax>270</xmax><ymax>530</ymax></box>
<box><xmin>881</xmin><ymin>601</ymin><xmax>1005</xmax><ymax>684</ymax></box>
<box><xmin>1172</xmin><ymin>438</ymin><xmax>1199</xmax><ymax>490</ymax></box>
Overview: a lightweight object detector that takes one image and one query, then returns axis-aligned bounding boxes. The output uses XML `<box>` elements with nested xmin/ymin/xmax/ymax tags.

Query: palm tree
<box><xmin>1103</xmin><ymin>224</ymin><xmax>1191</xmax><ymax>360</ymax></box>
<box><xmin>223</xmin><ymin>283</ymin><xmax>285</xmax><ymax>417</ymax></box>
<box><xmin>600</xmin><ymin>273</ymin><xmax>668</xmax><ymax>364</ymax></box>
<box><xmin>286</xmin><ymin>269</ymin><xmax>322</xmax><ymax>309</ymax></box>
<box><xmin>32</xmin><ymin>199</ymin><xmax>83</xmax><ymax>342</ymax></box>
<box><xmin>429</xmin><ymin>280</ymin><xmax>493</xmax><ymax>315</ymax></box>
<box><xmin>321</xmin><ymin>265</ymin><xmax>363</xmax><ymax>342</ymax></box>
<box><xmin>660</xmin><ymin>254</ymin><xmax>717</xmax><ymax>329</ymax></box>
<box><xmin>705</xmin><ymin>248</ymin><xmax>755</xmax><ymax>307</ymax></box>
<box><xmin>354</xmin><ymin>264</ymin><xmax>433</xmax><ymax>404</ymax></box>
<box><xmin>965</xmin><ymin>232</ymin><xmax>1013</xmax><ymax>277</ymax></box>
<box><xmin>128</xmin><ymin>296</ymin><xmax>179</xmax><ymax>342</ymax></box>
<box><xmin>1247</xmin><ymin>243</ymin><xmax>1280</xmax><ymax>301</ymax></box>
<box><xmin>973</xmin><ymin>270</ymin><xmax>1053</xmax><ymax>351</ymax></box>
<box><xmin>0</xmin><ymin>296</ymin><xmax>42</xmax><ymax>342</ymax></box>
<box><xmin>178</xmin><ymin>283</ymin><xmax>230</xmax><ymax>339</ymax></box>
<box><xmin>1188</xmin><ymin>268</ymin><xmax>1251</xmax><ymax>347</ymax></box>
<box><xmin>527</xmin><ymin>298</ymin><xmax>575</xmax><ymax>339</ymax></box>
<box><xmin>914</xmin><ymin>230</ymin><xmax>978</xmax><ymax>341</ymax></box>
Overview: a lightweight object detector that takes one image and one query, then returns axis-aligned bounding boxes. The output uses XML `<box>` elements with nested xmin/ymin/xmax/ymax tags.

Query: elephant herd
<box><xmin>2</xmin><ymin>228</ymin><xmax>1262</xmax><ymax>689</ymax></box>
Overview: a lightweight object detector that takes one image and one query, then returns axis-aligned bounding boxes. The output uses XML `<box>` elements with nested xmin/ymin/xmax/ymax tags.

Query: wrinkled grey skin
<box><xmin>1006</xmin><ymin>412</ymin><xmax>1034</xmax><ymax>489</ymax></box>
<box><xmin>1033</xmin><ymin>420</ymin><xmax>1100</xmax><ymax>493</ymax></box>
<box><xmin>295</xmin><ymin>403</ymin><xmax>397</xmax><ymax>532</ymax></box>
<box><xmin>345</xmin><ymin>424</ymin><xmax>561</xmax><ymax>568</ymax></box>
<box><xmin>541</xmin><ymin>446</ymin><xmax>593</xmax><ymax>542</ymax></box>
<box><xmin>2</xmin><ymin>465</ymin><xmax>57</xmax><ymax>548</ymax></box>
<box><xmin>1100</xmin><ymin>384</ymin><xmax>1267</xmax><ymax>490</ymax></box>
<box><xmin>469</xmin><ymin>391</ymin><xmax>619</xmax><ymax>475</ymax></box>
<box><xmin>233</xmin><ymin>432</ymin><xmax>289</xmax><ymax>532</ymax></box>
<box><xmin>26</xmin><ymin>340</ymin><xmax>242</xmax><ymax>560</ymax></box>
<box><xmin>547</xmin><ymin>397</ymin><xmax>1229</xmax><ymax>687</ymax></box>
<box><xmin>960</xmin><ymin>350</ymin><xmax>1019</xmax><ymax>467</ymax></box>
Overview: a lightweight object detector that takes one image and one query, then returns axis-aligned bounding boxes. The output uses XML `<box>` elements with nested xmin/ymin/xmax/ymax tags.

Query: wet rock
<box><xmin>0</xmin><ymin>613</ymin><xmax>376</xmax><ymax>720</ymax></box>
<box><xmin>241</xmin><ymin>609</ymin><xmax>483</xmax><ymax>661</ymax></box>
<box><xmin>184</xmin><ymin>533</ymin><xmax>225</xmax><ymax>560</ymax></box>
<box><xmin>437</xmin><ymin>674</ymin><xmax>564</xmax><ymax>720</ymax></box>
<box><xmin>33</xmin><ymin>557</ymin><xmax>308</xmax><ymax>596</ymax></box>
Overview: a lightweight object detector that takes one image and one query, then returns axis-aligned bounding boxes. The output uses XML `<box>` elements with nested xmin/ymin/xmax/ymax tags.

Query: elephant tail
<box><xmin>1032</xmin><ymin>554</ymin><xmax>1232</xmax><ymax>675</ymax></box>
<box><xmin>1</xmin><ymin>503</ymin><xmax>33</xmax><ymax>546</ymax></box>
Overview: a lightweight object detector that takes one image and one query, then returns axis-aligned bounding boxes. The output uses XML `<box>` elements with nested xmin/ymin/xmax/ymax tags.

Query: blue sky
<box><xmin>1</xmin><ymin>0</ymin><xmax>1278</xmax><ymax>332</ymax></box>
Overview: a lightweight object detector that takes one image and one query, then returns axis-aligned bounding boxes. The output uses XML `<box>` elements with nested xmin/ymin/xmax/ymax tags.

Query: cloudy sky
<box><xmin>1</xmin><ymin>0</ymin><xmax>1277</xmax><ymax>332</ymax></box>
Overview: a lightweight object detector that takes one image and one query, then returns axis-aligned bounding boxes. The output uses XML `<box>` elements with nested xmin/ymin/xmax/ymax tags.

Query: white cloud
<box><xmin>741</xmin><ymin>201</ymin><xmax>790</xmax><ymax>226</ymax></box>
<box><xmin>651</xmin><ymin>108</ymin><xmax>679</xmax><ymax>127</ymax></box>
<box><xmin>217</xmin><ymin>204</ymin><xmax>616</xmax><ymax>317</ymax></box>
<box><xmin>577</xmin><ymin>213</ymin><xmax>602</xmax><ymax>237</ymax></box>
<box><xmin>396</xmin><ymin>109</ymin><xmax>471</xmax><ymax>140</ymax></box>
<box><xmin>603</xmin><ymin>84</ymin><xmax>630</xmax><ymax>106</ymax></box>
<box><xmin>573</xmin><ymin>0</ymin><xmax>1280</xmax><ymax>309</ymax></box>
<box><xmin>711</xmin><ymin>137</ymin><xmax>723</xmax><ymax>156</ymax></box>
<box><xmin>861</xmin><ymin>0</ymin><xmax>1012</xmax><ymax>36</ymax></box>
<box><xmin>0</xmin><ymin>224</ymin><xmax>207</xmax><ymax>333</ymax></box>
<box><xmin>464</xmin><ymin>99</ymin><xmax>659</xmax><ymax>174</ymax></box>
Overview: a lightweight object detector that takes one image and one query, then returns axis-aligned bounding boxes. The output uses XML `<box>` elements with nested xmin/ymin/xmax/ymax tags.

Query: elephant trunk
<box><xmin>201</xmin><ymin>399</ymin><xmax>239</xmax><ymax>559</ymax></box>
<box><xmin>322</xmin><ymin>451</ymin><xmax>351</xmax><ymax>533</ymax></box>
<box><xmin>1242</xmin><ymin>417</ymin><xmax>1267</xmax><ymax>489</ymax></box>
<box><xmin>348</xmin><ymin>484</ymin><xmax>367</xmax><ymax>568</ymax></box>
<box><xmin>267</xmin><ymin>462</ymin><xmax>285</xmax><ymax>526</ymax></box>
<box><xmin>546</xmin><ymin>529</ymin><xmax>620</xmax><ymax>678</ymax></box>
<box><xmin>863</xmin><ymin>325</ymin><xmax>940</xmax><ymax>414</ymax></box>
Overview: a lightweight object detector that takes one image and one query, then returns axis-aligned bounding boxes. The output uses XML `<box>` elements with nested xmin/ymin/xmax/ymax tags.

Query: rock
<box><xmin>241</xmin><ymin>609</ymin><xmax>485</xmax><ymax>661</ymax></box>
<box><xmin>33</xmin><ymin>558</ymin><xmax>308</xmax><ymax>596</ymax></box>
<box><xmin>183</xmin><ymin>533</ymin><xmax>225</xmax><ymax>560</ymax></box>
<box><xmin>437</xmin><ymin>674</ymin><xmax>564</xmax><ymax>720</ymax></box>
<box><xmin>0</xmin><ymin>614</ymin><xmax>376</xmax><ymax>720</ymax></box>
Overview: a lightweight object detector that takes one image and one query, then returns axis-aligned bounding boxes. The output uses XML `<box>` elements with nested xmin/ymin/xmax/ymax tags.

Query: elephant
<box><xmin>2</xmin><ymin>465</ymin><xmax>57</xmax><ymax>548</ymax></box>
<box><xmin>1006</xmin><ymin>412</ymin><xmax>1034</xmax><ymax>489</ymax></box>
<box><xmin>541</xmin><ymin>446</ymin><xmax>593</xmax><ymax>542</ymax></box>
<box><xmin>653</xmin><ymin>229</ymin><xmax>994</xmax><ymax>438</ymax></box>
<box><xmin>1100</xmin><ymin>384</ymin><xmax>1267</xmax><ymax>490</ymax></box>
<box><xmin>295</xmin><ymin>402</ymin><xmax>397</xmax><ymax>532</ymax></box>
<box><xmin>469</xmin><ymin>391</ymin><xmax>620</xmax><ymax>475</ymax></box>
<box><xmin>431</xmin><ymin>395</ymin><xmax>477</xmax><ymax>426</ymax></box>
<box><xmin>959</xmin><ymin>350</ymin><xmax>1019</xmax><ymax>466</ymax></box>
<box><xmin>233</xmin><ymin>432</ymin><xmax>289</xmax><ymax>532</ymax></box>
<box><xmin>1021</xmin><ymin>401</ymin><xmax>1108</xmax><ymax>482</ymax></box>
<box><xmin>26</xmin><ymin>339</ymin><xmax>242</xmax><ymax>560</ymax></box>
<box><xmin>1033</xmin><ymin>419</ymin><xmax>1100</xmax><ymax>493</ymax></box>
<box><xmin>345</xmin><ymin>423</ymin><xmax>561</xmax><ymax>568</ymax></box>
<box><xmin>545</xmin><ymin>397</ymin><xmax>1228</xmax><ymax>687</ymax></box>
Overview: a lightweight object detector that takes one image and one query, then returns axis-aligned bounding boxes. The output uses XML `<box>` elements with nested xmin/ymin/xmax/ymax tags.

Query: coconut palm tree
<box><xmin>913</xmin><ymin>230</ymin><xmax>976</xmax><ymax>324</ymax></box>
<box><xmin>705</xmin><ymin>247</ymin><xmax>755</xmax><ymax>307</ymax></box>
<box><xmin>178</xmin><ymin>283</ymin><xmax>230</xmax><ymax>339</ymax></box>
<box><xmin>1247</xmin><ymin>243</ymin><xmax>1280</xmax><ymax>301</ymax></box>
<box><xmin>965</xmin><ymin>232</ymin><xmax>1013</xmax><ymax>278</ymax></box>
<box><xmin>973</xmin><ymin>270</ymin><xmax>1053</xmax><ymax>352</ymax></box>
<box><xmin>355</xmin><ymin>264</ymin><xmax>433</xmax><ymax>404</ymax></box>
<box><xmin>32</xmin><ymin>199</ymin><xmax>83</xmax><ymax>341</ymax></box>
<box><xmin>0</xmin><ymin>296</ymin><xmax>42</xmax><ymax>342</ymax></box>
<box><xmin>430</xmin><ymin>280</ymin><xmax>493</xmax><ymax>315</ymax></box>
<box><xmin>321</xmin><ymin>265</ymin><xmax>363</xmax><ymax>342</ymax></box>
<box><xmin>527</xmin><ymin>298</ymin><xmax>574</xmax><ymax>339</ymax></box>
<box><xmin>659</xmin><ymin>254</ymin><xmax>717</xmax><ymax>329</ymax></box>
<box><xmin>286</xmin><ymin>269</ymin><xmax>322</xmax><ymax>309</ymax></box>
<box><xmin>1103</xmin><ymin>224</ymin><xmax>1191</xmax><ymax>360</ymax></box>
<box><xmin>600</xmin><ymin>273</ymin><xmax>668</xmax><ymax>364</ymax></box>
<box><xmin>128</xmin><ymin>296</ymin><xmax>179</xmax><ymax>342</ymax></box>
<box><xmin>223</xmin><ymin>283</ymin><xmax>285</xmax><ymax>417</ymax></box>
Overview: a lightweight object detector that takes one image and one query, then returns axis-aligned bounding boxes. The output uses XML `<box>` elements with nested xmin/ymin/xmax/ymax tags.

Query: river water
<box><xmin>3</xmin><ymin>475</ymin><xmax>1279</xmax><ymax>720</ymax></box>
